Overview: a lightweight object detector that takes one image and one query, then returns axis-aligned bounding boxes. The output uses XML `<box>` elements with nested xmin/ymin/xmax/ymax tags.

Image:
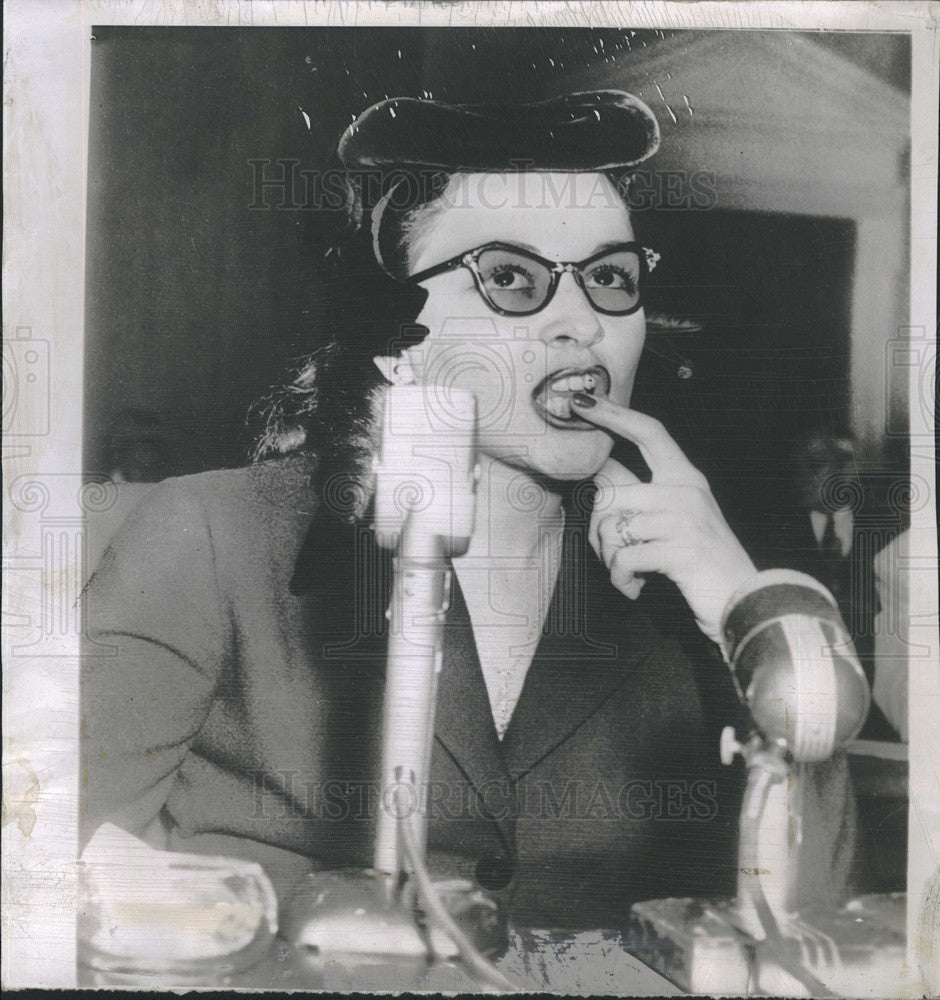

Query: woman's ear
<box><xmin>372</xmin><ymin>353</ymin><xmax>417</xmax><ymax>386</ymax></box>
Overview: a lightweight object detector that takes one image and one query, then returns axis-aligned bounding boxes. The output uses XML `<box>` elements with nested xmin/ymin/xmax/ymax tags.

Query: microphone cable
<box><xmin>396</xmin><ymin>805</ymin><xmax>518</xmax><ymax>994</ymax></box>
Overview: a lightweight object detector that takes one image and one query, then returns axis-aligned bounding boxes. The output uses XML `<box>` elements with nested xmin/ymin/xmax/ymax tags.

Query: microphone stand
<box><xmin>629</xmin><ymin>634</ymin><xmax>907</xmax><ymax>997</ymax></box>
<box><xmin>718</xmin><ymin>729</ymin><xmax>837</xmax><ymax>996</ymax></box>
<box><xmin>281</xmin><ymin>387</ymin><xmax>511</xmax><ymax>988</ymax></box>
<box><xmin>372</xmin><ymin>512</ymin><xmax>450</xmax><ymax>889</ymax></box>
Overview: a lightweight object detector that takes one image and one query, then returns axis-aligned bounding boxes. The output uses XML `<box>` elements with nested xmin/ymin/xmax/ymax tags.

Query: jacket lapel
<box><xmin>290</xmin><ymin>501</ymin><xmax>392</xmax><ymax>670</ymax></box>
<box><xmin>293</xmin><ymin>500</ymin><xmax>514</xmax><ymax>846</ymax></box>
<box><xmin>433</xmin><ymin>573</ymin><xmax>515</xmax><ymax>848</ymax></box>
<box><xmin>501</xmin><ymin>517</ymin><xmax>657</xmax><ymax>779</ymax></box>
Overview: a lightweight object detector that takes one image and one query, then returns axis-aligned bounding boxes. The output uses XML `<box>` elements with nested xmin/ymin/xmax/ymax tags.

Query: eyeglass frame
<box><xmin>406</xmin><ymin>240</ymin><xmax>660</xmax><ymax>317</ymax></box>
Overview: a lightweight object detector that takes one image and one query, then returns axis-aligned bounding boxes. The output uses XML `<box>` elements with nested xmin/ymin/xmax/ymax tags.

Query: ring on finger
<box><xmin>616</xmin><ymin>509</ymin><xmax>643</xmax><ymax>547</ymax></box>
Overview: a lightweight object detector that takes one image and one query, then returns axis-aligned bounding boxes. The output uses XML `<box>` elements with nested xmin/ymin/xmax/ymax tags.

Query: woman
<box><xmin>82</xmin><ymin>91</ymin><xmax>858</xmax><ymax>930</ymax></box>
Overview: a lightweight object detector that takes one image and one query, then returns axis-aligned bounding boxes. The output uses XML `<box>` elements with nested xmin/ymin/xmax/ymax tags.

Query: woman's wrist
<box><xmin>691</xmin><ymin>551</ymin><xmax>757</xmax><ymax>648</ymax></box>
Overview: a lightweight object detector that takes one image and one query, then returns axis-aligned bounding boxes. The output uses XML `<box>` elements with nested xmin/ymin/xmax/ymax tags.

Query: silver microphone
<box><xmin>720</xmin><ymin>571</ymin><xmax>870</xmax><ymax>763</ymax></box>
<box><xmin>371</xmin><ymin>384</ymin><xmax>478</xmax><ymax>883</ymax></box>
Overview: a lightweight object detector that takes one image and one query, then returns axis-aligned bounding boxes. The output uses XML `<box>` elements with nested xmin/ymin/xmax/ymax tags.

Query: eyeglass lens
<box><xmin>475</xmin><ymin>246</ymin><xmax>642</xmax><ymax>314</ymax></box>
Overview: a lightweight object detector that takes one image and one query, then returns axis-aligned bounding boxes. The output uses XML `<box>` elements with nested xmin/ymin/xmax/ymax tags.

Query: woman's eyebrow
<box><xmin>498</xmin><ymin>239</ymin><xmax>630</xmax><ymax>258</ymax></box>
<box><xmin>494</xmin><ymin>240</ymin><xmax>541</xmax><ymax>254</ymax></box>
<box><xmin>590</xmin><ymin>240</ymin><xmax>630</xmax><ymax>255</ymax></box>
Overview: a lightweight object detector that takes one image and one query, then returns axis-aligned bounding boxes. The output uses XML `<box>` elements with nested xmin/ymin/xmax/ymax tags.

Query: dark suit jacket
<box><xmin>81</xmin><ymin>454</ymin><xmax>855</xmax><ymax>929</ymax></box>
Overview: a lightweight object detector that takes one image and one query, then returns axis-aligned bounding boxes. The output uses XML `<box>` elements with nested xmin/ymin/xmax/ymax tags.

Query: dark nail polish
<box><xmin>572</xmin><ymin>391</ymin><xmax>596</xmax><ymax>408</ymax></box>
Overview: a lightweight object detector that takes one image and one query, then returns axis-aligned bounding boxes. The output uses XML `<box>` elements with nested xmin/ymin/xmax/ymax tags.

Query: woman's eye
<box><xmin>585</xmin><ymin>265</ymin><xmax>637</xmax><ymax>293</ymax></box>
<box><xmin>485</xmin><ymin>265</ymin><xmax>536</xmax><ymax>291</ymax></box>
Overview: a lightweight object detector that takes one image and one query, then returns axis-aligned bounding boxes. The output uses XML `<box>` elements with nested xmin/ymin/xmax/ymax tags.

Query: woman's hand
<box><xmin>574</xmin><ymin>393</ymin><xmax>757</xmax><ymax>645</ymax></box>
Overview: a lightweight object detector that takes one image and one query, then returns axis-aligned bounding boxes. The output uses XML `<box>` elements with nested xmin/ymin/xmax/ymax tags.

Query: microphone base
<box><xmin>627</xmin><ymin>892</ymin><xmax>907</xmax><ymax>996</ymax></box>
<box><xmin>281</xmin><ymin>868</ymin><xmax>508</xmax><ymax>970</ymax></box>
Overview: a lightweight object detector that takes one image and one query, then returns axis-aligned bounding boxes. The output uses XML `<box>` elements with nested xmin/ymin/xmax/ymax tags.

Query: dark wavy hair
<box><xmin>247</xmin><ymin>161</ymin><xmax>457</xmax><ymax>518</ymax></box>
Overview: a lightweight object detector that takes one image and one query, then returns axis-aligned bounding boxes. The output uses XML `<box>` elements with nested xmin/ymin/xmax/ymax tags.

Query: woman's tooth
<box><xmin>545</xmin><ymin>372</ymin><xmax>605</xmax><ymax>395</ymax></box>
<box><xmin>546</xmin><ymin>395</ymin><xmax>570</xmax><ymax>418</ymax></box>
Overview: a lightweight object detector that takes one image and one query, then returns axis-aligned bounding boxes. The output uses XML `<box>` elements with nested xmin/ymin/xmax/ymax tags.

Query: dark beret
<box><xmin>338</xmin><ymin>90</ymin><xmax>660</xmax><ymax>173</ymax></box>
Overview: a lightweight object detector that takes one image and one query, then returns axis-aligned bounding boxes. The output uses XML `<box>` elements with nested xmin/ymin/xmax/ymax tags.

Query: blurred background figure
<box><xmin>103</xmin><ymin>407</ymin><xmax>176</xmax><ymax>483</ymax></box>
<box><xmin>793</xmin><ymin>428</ymin><xmax>865</xmax><ymax>621</ymax></box>
<box><xmin>765</xmin><ymin>426</ymin><xmax>905</xmax><ymax>741</ymax></box>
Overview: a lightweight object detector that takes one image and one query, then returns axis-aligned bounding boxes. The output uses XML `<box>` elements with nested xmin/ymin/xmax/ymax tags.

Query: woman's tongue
<box><xmin>543</xmin><ymin>393</ymin><xmax>575</xmax><ymax>419</ymax></box>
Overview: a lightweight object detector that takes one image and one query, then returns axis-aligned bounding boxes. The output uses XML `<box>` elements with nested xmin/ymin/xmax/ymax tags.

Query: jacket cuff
<box><xmin>718</xmin><ymin>569</ymin><xmax>841</xmax><ymax>666</ymax></box>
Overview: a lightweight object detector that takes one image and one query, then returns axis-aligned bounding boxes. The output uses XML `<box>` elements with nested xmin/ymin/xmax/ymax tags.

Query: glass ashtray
<box><xmin>78</xmin><ymin>826</ymin><xmax>277</xmax><ymax>982</ymax></box>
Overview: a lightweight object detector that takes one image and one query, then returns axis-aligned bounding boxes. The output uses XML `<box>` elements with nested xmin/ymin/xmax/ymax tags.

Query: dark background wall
<box><xmin>83</xmin><ymin>27</ymin><xmax>910</xmax><ymax>481</ymax></box>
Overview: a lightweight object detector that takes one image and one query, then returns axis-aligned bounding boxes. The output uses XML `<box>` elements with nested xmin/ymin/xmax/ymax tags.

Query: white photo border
<box><xmin>2</xmin><ymin>0</ymin><xmax>937</xmax><ymax>990</ymax></box>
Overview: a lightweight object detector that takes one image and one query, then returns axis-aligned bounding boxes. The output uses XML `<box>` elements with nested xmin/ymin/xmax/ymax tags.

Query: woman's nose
<box><xmin>539</xmin><ymin>272</ymin><xmax>604</xmax><ymax>347</ymax></box>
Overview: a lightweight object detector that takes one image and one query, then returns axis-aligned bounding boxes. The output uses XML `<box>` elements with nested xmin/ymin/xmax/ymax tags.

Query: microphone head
<box><xmin>739</xmin><ymin>615</ymin><xmax>870</xmax><ymax>762</ymax></box>
<box><xmin>722</xmin><ymin>573</ymin><xmax>872</xmax><ymax>763</ymax></box>
<box><xmin>373</xmin><ymin>384</ymin><xmax>478</xmax><ymax>552</ymax></box>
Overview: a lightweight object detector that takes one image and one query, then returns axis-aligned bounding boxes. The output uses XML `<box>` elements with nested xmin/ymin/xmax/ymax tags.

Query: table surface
<box><xmin>239</xmin><ymin>929</ymin><xmax>682</xmax><ymax>993</ymax></box>
<box><xmin>82</xmin><ymin>928</ymin><xmax>683</xmax><ymax>993</ymax></box>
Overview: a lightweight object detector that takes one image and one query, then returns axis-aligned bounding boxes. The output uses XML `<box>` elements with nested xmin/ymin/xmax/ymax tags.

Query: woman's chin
<box><xmin>487</xmin><ymin>438</ymin><xmax>612</xmax><ymax>483</ymax></box>
<box><xmin>543</xmin><ymin>458</ymin><xmax>610</xmax><ymax>482</ymax></box>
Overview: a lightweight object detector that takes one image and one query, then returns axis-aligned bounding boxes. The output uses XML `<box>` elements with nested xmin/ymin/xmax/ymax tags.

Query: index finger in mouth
<box><xmin>571</xmin><ymin>392</ymin><xmax>706</xmax><ymax>486</ymax></box>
